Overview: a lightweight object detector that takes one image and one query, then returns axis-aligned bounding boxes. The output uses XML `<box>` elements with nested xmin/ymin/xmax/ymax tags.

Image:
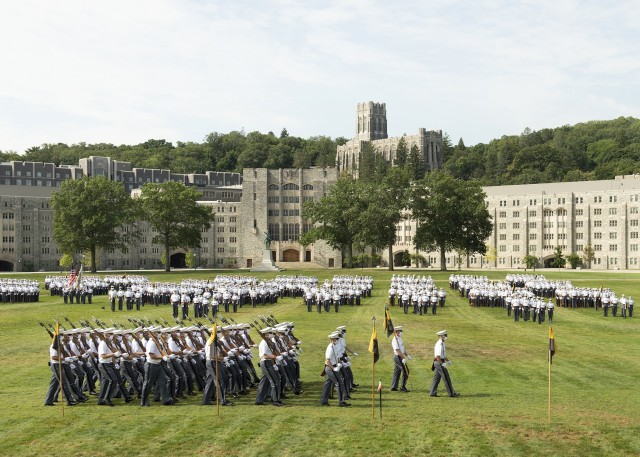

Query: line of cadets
<box><xmin>388</xmin><ymin>274</ymin><xmax>447</xmax><ymax>315</ymax></box>
<box><xmin>303</xmin><ymin>275</ymin><xmax>374</xmax><ymax>313</ymax></box>
<box><xmin>320</xmin><ymin>326</ymin><xmax>358</xmax><ymax>406</ymax></box>
<box><xmin>0</xmin><ymin>278</ymin><xmax>40</xmax><ymax>302</ymax></box>
<box><xmin>44</xmin><ymin>320</ymin><xmax>302</xmax><ymax>407</ymax></box>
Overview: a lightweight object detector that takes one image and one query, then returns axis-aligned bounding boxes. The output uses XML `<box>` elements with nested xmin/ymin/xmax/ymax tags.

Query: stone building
<box><xmin>336</xmin><ymin>101</ymin><xmax>443</xmax><ymax>175</ymax></box>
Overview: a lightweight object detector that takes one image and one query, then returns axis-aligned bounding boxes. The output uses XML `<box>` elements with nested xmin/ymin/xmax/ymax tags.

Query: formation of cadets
<box><xmin>43</xmin><ymin>316</ymin><xmax>303</xmax><ymax>407</ymax></box>
<box><xmin>303</xmin><ymin>275</ymin><xmax>374</xmax><ymax>313</ymax></box>
<box><xmin>0</xmin><ymin>278</ymin><xmax>40</xmax><ymax>302</ymax></box>
<box><xmin>388</xmin><ymin>274</ymin><xmax>447</xmax><ymax>315</ymax></box>
<box><xmin>320</xmin><ymin>326</ymin><xmax>358</xmax><ymax>406</ymax></box>
<box><xmin>449</xmin><ymin>273</ymin><xmax>634</xmax><ymax>321</ymax></box>
<box><xmin>47</xmin><ymin>274</ymin><xmax>151</xmax><ymax>305</ymax></box>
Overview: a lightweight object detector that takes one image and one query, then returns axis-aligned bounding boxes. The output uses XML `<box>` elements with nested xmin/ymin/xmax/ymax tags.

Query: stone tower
<box><xmin>356</xmin><ymin>101</ymin><xmax>388</xmax><ymax>141</ymax></box>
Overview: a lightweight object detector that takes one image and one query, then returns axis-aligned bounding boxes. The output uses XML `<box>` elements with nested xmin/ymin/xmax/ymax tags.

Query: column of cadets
<box><xmin>449</xmin><ymin>274</ymin><xmax>634</xmax><ymax>320</ymax></box>
<box><xmin>42</xmin><ymin>314</ymin><xmax>303</xmax><ymax>407</ymax></box>
<box><xmin>0</xmin><ymin>278</ymin><xmax>40</xmax><ymax>302</ymax></box>
<box><xmin>302</xmin><ymin>275</ymin><xmax>374</xmax><ymax>313</ymax></box>
<box><xmin>387</xmin><ymin>274</ymin><xmax>447</xmax><ymax>315</ymax></box>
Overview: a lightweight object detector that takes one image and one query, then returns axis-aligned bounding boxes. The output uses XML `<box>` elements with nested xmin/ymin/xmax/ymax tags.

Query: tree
<box><xmin>410</xmin><ymin>172</ymin><xmax>492</xmax><ymax>271</ymax></box>
<box><xmin>51</xmin><ymin>176</ymin><xmax>138</xmax><ymax>272</ymax></box>
<box><xmin>406</xmin><ymin>144</ymin><xmax>425</xmax><ymax>180</ymax></box>
<box><xmin>551</xmin><ymin>246</ymin><xmax>566</xmax><ymax>269</ymax></box>
<box><xmin>394</xmin><ymin>136</ymin><xmax>408</xmax><ymax>168</ymax></box>
<box><xmin>523</xmin><ymin>254</ymin><xmax>539</xmax><ymax>271</ymax></box>
<box><xmin>567</xmin><ymin>252</ymin><xmax>582</xmax><ymax>269</ymax></box>
<box><xmin>301</xmin><ymin>174</ymin><xmax>365</xmax><ymax>268</ymax></box>
<box><xmin>357</xmin><ymin>167</ymin><xmax>410</xmax><ymax>270</ymax></box>
<box><xmin>582</xmin><ymin>243</ymin><xmax>596</xmax><ymax>269</ymax></box>
<box><xmin>358</xmin><ymin>142</ymin><xmax>377</xmax><ymax>182</ymax></box>
<box><xmin>139</xmin><ymin>181</ymin><xmax>214</xmax><ymax>272</ymax></box>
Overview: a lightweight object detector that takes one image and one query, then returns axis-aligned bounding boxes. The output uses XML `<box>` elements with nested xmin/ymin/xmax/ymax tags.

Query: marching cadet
<box><xmin>320</xmin><ymin>332</ymin><xmax>350</xmax><ymax>407</ymax></box>
<box><xmin>181</xmin><ymin>292</ymin><xmax>191</xmax><ymax>319</ymax></box>
<box><xmin>170</xmin><ymin>290</ymin><xmax>181</xmax><ymax>319</ymax></box>
<box><xmin>255</xmin><ymin>327</ymin><xmax>283</xmax><ymax>407</ymax></box>
<box><xmin>430</xmin><ymin>330</ymin><xmax>460</xmax><ymax>398</ymax></box>
<box><xmin>140</xmin><ymin>328</ymin><xmax>174</xmax><ymax>407</ymax></box>
<box><xmin>117</xmin><ymin>287</ymin><xmax>125</xmax><ymax>311</ymax></box>
<box><xmin>547</xmin><ymin>299</ymin><xmax>555</xmax><ymax>324</ymax></box>
<box><xmin>96</xmin><ymin>329</ymin><xmax>133</xmax><ymax>406</ymax></box>
<box><xmin>438</xmin><ymin>288</ymin><xmax>447</xmax><ymax>307</ymax></box>
<box><xmin>390</xmin><ymin>326</ymin><xmax>410</xmax><ymax>392</ymax></box>
<box><xmin>44</xmin><ymin>332</ymin><xmax>80</xmax><ymax>406</ymax></box>
<box><xmin>202</xmin><ymin>327</ymin><xmax>231</xmax><ymax>406</ymax></box>
<box><xmin>388</xmin><ymin>284</ymin><xmax>396</xmax><ymax>307</ymax></box>
<box><xmin>109</xmin><ymin>286</ymin><xmax>117</xmax><ymax>312</ymax></box>
<box><xmin>620</xmin><ymin>295</ymin><xmax>627</xmax><ymax>319</ymax></box>
<box><xmin>629</xmin><ymin>296</ymin><xmax>635</xmax><ymax>317</ymax></box>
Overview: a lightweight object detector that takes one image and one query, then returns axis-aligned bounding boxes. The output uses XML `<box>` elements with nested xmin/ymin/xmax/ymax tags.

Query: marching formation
<box><xmin>388</xmin><ymin>274</ymin><xmax>447</xmax><ymax>315</ymax></box>
<box><xmin>303</xmin><ymin>275</ymin><xmax>374</xmax><ymax>313</ymax></box>
<box><xmin>42</xmin><ymin>314</ymin><xmax>303</xmax><ymax>408</ymax></box>
<box><xmin>0</xmin><ymin>278</ymin><xmax>40</xmax><ymax>302</ymax></box>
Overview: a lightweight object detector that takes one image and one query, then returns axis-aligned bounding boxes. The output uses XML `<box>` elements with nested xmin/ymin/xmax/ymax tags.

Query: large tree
<box><xmin>51</xmin><ymin>176</ymin><xmax>137</xmax><ymax>272</ymax></box>
<box><xmin>139</xmin><ymin>181</ymin><xmax>214</xmax><ymax>271</ymax></box>
<box><xmin>410</xmin><ymin>172</ymin><xmax>492</xmax><ymax>270</ymax></box>
<box><xmin>358</xmin><ymin>167</ymin><xmax>410</xmax><ymax>270</ymax></box>
<box><xmin>301</xmin><ymin>174</ymin><xmax>366</xmax><ymax>268</ymax></box>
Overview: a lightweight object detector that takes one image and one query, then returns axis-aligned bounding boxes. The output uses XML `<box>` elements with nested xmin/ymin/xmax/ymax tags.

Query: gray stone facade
<box><xmin>336</xmin><ymin>101</ymin><xmax>443</xmax><ymax>175</ymax></box>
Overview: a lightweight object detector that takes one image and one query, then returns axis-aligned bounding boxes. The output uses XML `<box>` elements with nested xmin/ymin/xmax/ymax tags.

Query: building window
<box><xmin>609</xmin><ymin>220</ymin><xmax>617</xmax><ymax>227</ymax></box>
<box><xmin>594</xmin><ymin>208</ymin><xmax>602</xmax><ymax>215</ymax></box>
<box><xmin>576</xmin><ymin>221</ymin><xmax>583</xmax><ymax>228</ymax></box>
<box><xmin>609</xmin><ymin>208</ymin><xmax>617</xmax><ymax>215</ymax></box>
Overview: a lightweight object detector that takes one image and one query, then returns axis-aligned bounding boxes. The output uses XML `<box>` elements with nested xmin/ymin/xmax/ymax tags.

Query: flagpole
<box><xmin>371</xmin><ymin>317</ymin><xmax>375</xmax><ymax>419</ymax></box>
<box><xmin>548</xmin><ymin>346</ymin><xmax>551</xmax><ymax>422</ymax></box>
<box><xmin>379</xmin><ymin>378</ymin><xmax>382</xmax><ymax>419</ymax></box>
<box><xmin>214</xmin><ymin>319</ymin><xmax>220</xmax><ymax>417</ymax></box>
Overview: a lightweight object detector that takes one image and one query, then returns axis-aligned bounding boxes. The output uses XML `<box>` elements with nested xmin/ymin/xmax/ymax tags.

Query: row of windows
<box><xmin>268</xmin><ymin>209</ymin><xmax>300</xmax><ymax>217</ymax></box>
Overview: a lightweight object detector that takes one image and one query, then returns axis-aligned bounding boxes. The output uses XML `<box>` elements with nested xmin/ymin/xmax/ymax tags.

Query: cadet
<box><xmin>430</xmin><ymin>330</ymin><xmax>460</xmax><ymax>398</ymax></box>
<box><xmin>390</xmin><ymin>326</ymin><xmax>410</xmax><ymax>392</ymax></box>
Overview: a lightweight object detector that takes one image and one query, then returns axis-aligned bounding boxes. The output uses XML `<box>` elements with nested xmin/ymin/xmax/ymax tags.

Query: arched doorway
<box><xmin>543</xmin><ymin>256</ymin><xmax>554</xmax><ymax>268</ymax></box>
<box><xmin>170</xmin><ymin>252</ymin><xmax>186</xmax><ymax>268</ymax></box>
<box><xmin>282</xmin><ymin>249</ymin><xmax>300</xmax><ymax>262</ymax></box>
<box><xmin>0</xmin><ymin>260</ymin><xmax>13</xmax><ymax>272</ymax></box>
<box><xmin>393</xmin><ymin>251</ymin><xmax>404</xmax><ymax>267</ymax></box>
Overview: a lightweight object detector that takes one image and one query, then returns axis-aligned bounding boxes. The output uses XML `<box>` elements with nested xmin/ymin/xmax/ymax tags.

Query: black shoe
<box><xmin>294</xmin><ymin>390</ymin><xmax>303</xmax><ymax>395</ymax></box>
<box><xmin>345</xmin><ymin>396</ymin><xmax>352</xmax><ymax>400</ymax></box>
<box><xmin>273</xmin><ymin>402</ymin><xmax>283</xmax><ymax>407</ymax></box>
<box><xmin>450</xmin><ymin>393</ymin><xmax>460</xmax><ymax>397</ymax></box>
<box><xmin>320</xmin><ymin>402</ymin><xmax>330</xmax><ymax>406</ymax></box>
<box><xmin>44</xmin><ymin>403</ymin><xmax>55</xmax><ymax>406</ymax></box>
<box><xmin>352</xmin><ymin>384</ymin><xmax>359</xmax><ymax>387</ymax></box>
<box><xmin>125</xmin><ymin>397</ymin><xmax>133</xmax><ymax>403</ymax></box>
<box><xmin>97</xmin><ymin>401</ymin><xmax>111</xmax><ymax>406</ymax></box>
<box><xmin>77</xmin><ymin>397</ymin><xmax>88</xmax><ymax>403</ymax></box>
<box><xmin>390</xmin><ymin>388</ymin><xmax>398</xmax><ymax>391</ymax></box>
<box><xmin>163</xmin><ymin>400</ymin><xmax>175</xmax><ymax>406</ymax></box>
<box><xmin>255</xmin><ymin>402</ymin><xmax>265</xmax><ymax>406</ymax></box>
<box><xmin>430</xmin><ymin>394</ymin><xmax>438</xmax><ymax>397</ymax></box>
<box><xmin>350</xmin><ymin>388</ymin><xmax>358</xmax><ymax>392</ymax></box>
<box><xmin>281</xmin><ymin>394</ymin><xmax>288</xmax><ymax>399</ymax></box>
<box><xmin>338</xmin><ymin>402</ymin><xmax>351</xmax><ymax>407</ymax></box>
<box><xmin>66</xmin><ymin>402</ymin><xmax>77</xmax><ymax>406</ymax></box>
<box><xmin>400</xmin><ymin>387</ymin><xmax>410</xmax><ymax>392</ymax></box>
<box><xmin>222</xmin><ymin>401</ymin><xmax>234</xmax><ymax>406</ymax></box>
<box><xmin>89</xmin><ymin>391</ymin><xmax>98</xmax><ymax>396</ymax></box>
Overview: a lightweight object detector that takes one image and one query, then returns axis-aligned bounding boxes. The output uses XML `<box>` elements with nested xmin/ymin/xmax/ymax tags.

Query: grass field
<box><xmin>1</xmin><ymin>268</ymin><xmax>639</xmax><ymax>457</ymax></box>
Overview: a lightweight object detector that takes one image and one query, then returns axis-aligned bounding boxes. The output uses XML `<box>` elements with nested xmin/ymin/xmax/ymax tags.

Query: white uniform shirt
<box><xmin>325</xmin><ymin>342</ymin><xmax>339</xmax><ymax>365</ymax></box>
<box><xmin>258</xmin><ymin>338</ymin><xmax>273</xmax><ymax>362</ymax></box>
<box><xmin>146</xmin><ymin>338</ymin><xmax>162</xmax><ymax>365</ymax></box>
<box><xmin>434</xmin><ymin>339</ymin><xmax>446</xmax><ymax>359</ymax></box>
<box><xmin>392</xmin><ymin>335</ymin><xmax>405</xmax><ymax>355</ymax></box>
<box><xmin>98</xmin><ymin>339</ymin><xmax>112</xmax><ymax>364</ymax></box>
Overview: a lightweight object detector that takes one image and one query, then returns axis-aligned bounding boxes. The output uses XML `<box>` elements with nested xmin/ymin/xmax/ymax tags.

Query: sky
<box><xmin>1</xmin><ymin>0</ymin><xmax>639</xmax><ymax>154</ymax></box>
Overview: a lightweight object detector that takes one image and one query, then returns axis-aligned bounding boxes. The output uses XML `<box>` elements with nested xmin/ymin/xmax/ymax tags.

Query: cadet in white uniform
<box><xmin>429</xmin><ymin>330</ymin><xmax>459</xmax><ymax>397</ymax></box>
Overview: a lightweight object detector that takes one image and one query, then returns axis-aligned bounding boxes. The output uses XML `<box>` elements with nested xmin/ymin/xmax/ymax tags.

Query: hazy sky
<box><xmin>1</xmin><ymin>0</ymin><xmax>639</xmax><ymax>154</ymax></box>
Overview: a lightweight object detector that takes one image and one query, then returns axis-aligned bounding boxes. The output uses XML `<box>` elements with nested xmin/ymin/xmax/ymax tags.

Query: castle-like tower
<box><xmin>356</xmin><ymin>102</ymin><xmax>388</xmax><ymax>141</ymax></box>
<box><xmin>337</xmin><ymin>101</ymin><xmax>442</xmax><ymax>175</ymax></box>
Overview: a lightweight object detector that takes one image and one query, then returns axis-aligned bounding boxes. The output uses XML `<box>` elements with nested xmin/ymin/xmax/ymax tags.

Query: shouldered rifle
<box><xmin>37</xmin><ymin>319</ymin><xmax>54</xmax><ymax>338</ymax></box>
<box><xmin>64</xmin><ymin>316</ymin><xmax>77</xmax><ymax>329</ymax></box>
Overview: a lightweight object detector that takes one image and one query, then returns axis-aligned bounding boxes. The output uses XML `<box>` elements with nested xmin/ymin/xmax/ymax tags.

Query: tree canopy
<box><xmin>410</xmin><ymin>172</ymin><xmax>492</xmax><ymax>270</ymax></box>
<box><xmin>138</xmin><ymin>181</ymin><xmax>215</xmax><ymax>271</ymax></box>
<box><xmin>51</xmin><ymin>176</ymin><xmax>138</xmax><ymax>272</ymax></box>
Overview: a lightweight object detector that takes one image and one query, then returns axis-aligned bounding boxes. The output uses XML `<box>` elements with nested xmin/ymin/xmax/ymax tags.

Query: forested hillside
<box><xmin>443</xmin><ymin>116</ymin><xmax>640</xmax><ymax>184</ymax></box>
<box><xmin>2</xmin><ymin>117</ymin><xmax>639</xmax><ymax>184</ymax></box>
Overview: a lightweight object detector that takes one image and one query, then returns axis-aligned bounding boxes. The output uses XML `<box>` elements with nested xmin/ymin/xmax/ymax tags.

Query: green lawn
<box><xmin>1</xmin><ymin>268</ymin><xmax>639</xmax><ymax>457</ymax></box>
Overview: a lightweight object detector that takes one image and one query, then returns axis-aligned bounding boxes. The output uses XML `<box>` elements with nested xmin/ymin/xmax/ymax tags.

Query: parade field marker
<box><xmin>1</xmin><ymin>268</ymin><xmax>639</xmax><ymax>457</ymax></box>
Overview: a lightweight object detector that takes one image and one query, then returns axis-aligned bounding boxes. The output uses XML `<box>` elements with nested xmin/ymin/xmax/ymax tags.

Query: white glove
<box><xmin>239</xmin><ymin>355</ymin><xmax>245</xmax><ymax>361</ymax></box>
<box><xmin>353</xmin><ymin>352</ymin><xmax>358</xmax><ymax>357</ymax></box>
<box><xmin>65</xmin><ymin>357</ymin><xmax>73</xmax><ymax>363</ymax></box>
<box><xmin>121</xmin><ymin>353</ymin><xmax>129</xmax><ymax>358</ymax></box>
<box><xmin>223</xmin><ymin>357</ymin><xmax>228</xmax><ymax>363</ymax></box>
<box><xmin>82</xmin><ymin>353</ymin><xmax>90</xmax><ymax>359</ymax></box>
<box><xmin>191</xmin><ymin>359</ymin><xmax>197</xmax><ymax>365</ymax></box>
<box><xmin>114</xmin><ymin>351</ymin><xmax>122</xmax><ymax>358</ymax></box>
<box><xmin>333</xmin><ymin>366</ymin><xmax>340</xmax><ymax>372</ymax></box>
<box><xmin>273</xmin><ymin>365</ymin><xmax>279</xmax><ymax>371</ymax></box>
<box><xmin>229</xmin><ymin>360</ymin><xmax>235</xmax><ymax>365</ymax></box>
<box><xmin>70</xmin><ymin>364</ymin><xmax>76</xmax><ymax>369</ymax></box>
<box><xmin>344</xmin><ymin>362</ymin><xmax>351</xmax><ymax>367</ymax></box>
<box><xmin>289</xmin><ymin>350</ymin><xmax>295</xmax><ymax>356</ymax></box>
<box><xmin>276</xmin><ymin>355</ymin><xmax>283</xmax><ymax>362</ymax></box>
<box><xmin>402</xmin><ymin>358</ymin><xmax>407</xmax><ymax>365</ymax></box>
<box><xmin>78</xmin><ymin>361</ymin><xmax>84</xmax><ymax>367</ymax></box>
<box><xmin>238</xmin><ymin>346</ymin><xmax>245</xmax><ymax>351</ymax></box>
<box><xmin>336</xmin><ymin>363</ymin><xmax>342</xmax><ymax>369</ymax></box>
<box><xmin>407</xmin><ymin>355</ymin><xmax>412</xmax><ymax>360</ymax></box>
<box><xmin>162</xmin><ymin>356</ymin><xmax>169</xmax><ymax>362</ymax></box>
<box><xmin>281</xmin><ymin>352</ymin><xmax>288</xmax><ymax>357</ymax></box>
<box><xmin>114</xmin><ymin>363</ymin><xmax>120</xmax><ymax>369</ymax></box>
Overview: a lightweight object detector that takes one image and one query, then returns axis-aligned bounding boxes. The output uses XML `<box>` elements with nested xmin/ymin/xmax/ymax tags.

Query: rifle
<box><xmin>64</xmin><ymin>316</ymin><xmax>77</xmax><ymax>329</ymax></box>
<box><xmin>37</xmin><ymin>319</ymin><xmax>54</xmax><ymax>338</ymax></box>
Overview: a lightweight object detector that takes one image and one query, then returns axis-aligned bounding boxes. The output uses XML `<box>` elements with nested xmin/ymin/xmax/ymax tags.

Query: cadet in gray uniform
<box><xmin>430</xmin><ymin>330</ymin><xmax>460</xmax><ymax>397</ymax></box>
<box><xmin>390</xmin><ymin>326</ymin><xmax>410</xmax><ymax>392</ymax></box>
<box><xmin>320</xmin><ymin>332</ymin><xmax>350</xmax><ymax>407</ymax></box>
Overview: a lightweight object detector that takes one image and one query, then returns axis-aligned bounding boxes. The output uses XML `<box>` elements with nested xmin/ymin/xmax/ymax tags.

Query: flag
<box><xmin>368</xmin><ymin>324</ymin><xmax>379</xmax><ymax>364</ymax></box>
<box><xmin>384</xmin><ymin>307</ymin><xmax>394</xmax><ymax>337</ymax></box>
<box><xmin>549</xmin><ymin>326</ymin><xmax>556</xmax><ymax>364</ymax></box>
<box><xmin>207</xmin><ymin>320</ymin><xmax>218</xmax><ymax>345</ymax></box>
<box><xmin>67</xmin><ymin>268</ymin><xmax>77</xmax><ymax>288</ymax></box>
<box><xmin>52</xmin><ymin>321</ymin><xmax>60</xmax><ymax>351</ymax></box>
<box><xmin>74</xmin><ymin>264</ymin><xmax>84</xmax><ymax>290</ymax></box>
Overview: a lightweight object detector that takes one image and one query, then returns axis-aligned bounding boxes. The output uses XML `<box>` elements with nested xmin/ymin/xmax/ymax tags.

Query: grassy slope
<box><xmin>1</xmin><ymin>268</ymin><xmax>639</xmax><ymax>457</ymax></box>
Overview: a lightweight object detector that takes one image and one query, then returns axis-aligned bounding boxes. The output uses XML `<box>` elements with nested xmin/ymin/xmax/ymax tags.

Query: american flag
<box><xmin>68</xmin><ymin>268</ymin><xmax>77</xmax><ymax>288</ymax></box>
